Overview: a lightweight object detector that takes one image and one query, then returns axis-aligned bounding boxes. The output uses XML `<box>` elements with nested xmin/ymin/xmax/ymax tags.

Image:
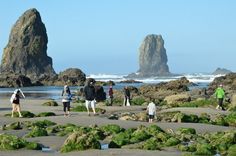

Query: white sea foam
<box><xmin>87</xmin><ymin>73</ymin><xmax>225</xmax><ymax>84</ymax></box>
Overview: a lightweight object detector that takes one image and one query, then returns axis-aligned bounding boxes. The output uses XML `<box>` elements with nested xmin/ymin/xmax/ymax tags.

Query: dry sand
<box><xmin>0</xmin><ymin>98</ymin><xmax>234</xmax><ymax>156</ymax></box>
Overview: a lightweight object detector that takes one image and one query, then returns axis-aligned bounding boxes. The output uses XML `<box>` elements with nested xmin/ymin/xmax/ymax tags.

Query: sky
<box><xmin>0</xmin><ymin>0</ymin><xmax>236</xmax><ymax>75</ymax></box>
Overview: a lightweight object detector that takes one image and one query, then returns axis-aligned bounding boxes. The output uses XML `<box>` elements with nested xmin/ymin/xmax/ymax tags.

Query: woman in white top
<box><xmin>61</xmin><ymin>85</ymin><xmax>72</xmax><ymax>116</ymax></box>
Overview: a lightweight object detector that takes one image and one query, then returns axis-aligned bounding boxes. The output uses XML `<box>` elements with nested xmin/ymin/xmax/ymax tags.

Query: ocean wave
<box><xmin>86</xmin><ymin>73</ymin><xmax>225</xmax><ymax>84</ymax></box>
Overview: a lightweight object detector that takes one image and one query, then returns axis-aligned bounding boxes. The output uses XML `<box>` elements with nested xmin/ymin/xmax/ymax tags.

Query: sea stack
<box><xmin>0</xmin><ymin>8</ymin><xmax>56</xmax><ymax>80</ymax></box>
<box><xmin>138</xmin><ymin>34</ymin><xmax>170</xmax><ymax>77</ymax></box>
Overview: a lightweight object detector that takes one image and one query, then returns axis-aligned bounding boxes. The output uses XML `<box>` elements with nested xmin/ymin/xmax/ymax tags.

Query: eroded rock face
<box><xmin>0</xmin><ymin>8</ymin><xmax>56</xmax><ymax>80</ymax></box>
<box><xmin>138</xmin><ymin>34</ymin><xmax>170</xmax><ymax>77</ymax></box>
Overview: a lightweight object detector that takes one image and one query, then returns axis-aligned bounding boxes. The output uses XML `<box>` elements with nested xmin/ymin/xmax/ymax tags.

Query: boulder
<box><xmin>56</xmin><ymin>68</ymin><xmax>86</xmax><ymax>86</ymax></box>
<box><xmin>0</xmin><ymin>73</ymin><xmax>32</xmax><ymax>87</ymax></box>
<box><xmin>0</xmin><ymin>8</ymin><xmax>56</xmax><ymax>80</ymax></box>
<box><xmin>61</xmin><ymin>132</ymin><xmax>101</xmax><ymax>152</ymax></box>
<box><xmin>164</xmin><ymin>93</ymin><xmax>191</xmax><ymax>106</ymax></box>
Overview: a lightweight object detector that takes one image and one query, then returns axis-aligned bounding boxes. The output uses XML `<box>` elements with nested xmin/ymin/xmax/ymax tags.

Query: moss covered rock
<box><xmin>130</xmin><ymin>126</ymin><xmax>151</xmax><ymax>143</ymax></box>
<box><xmin>142</xmin><ymin>138</ymin><xmax>161</xmax><ymax>150</ymax></box>
<box><xmin>100</xmin><ymin>124</ymin><xmax>124</xmax><ymax>135</ymax></box>
<box><xmin>42</xmin><ymin>101</ymin><xmax>58</xmax><ymax>106</ymax></box>
<box><xmin>212</xmin><ymin>114</ymin><xmax>229</xmax><ymax>126</ymax></box>
<box><xmin>225</xmin><ymin>112</ymin><xmax>236</xmax><ymax>126</ymax></box>
<box><xmin>5</xmin><ymin>111</ymin><xmax>36</xmax><ymax>118</ymax></box>
<box><xmin>0</xmin><ymin>134</ymin><xmax>40</xmax><ymax>150</ymax></box>
<box><xmin>71</xmin><ymin>105</ymin><xmax>106</xmax><ymax>114</ymax></box>
<box><xmin>26</xmin><ymin>127</ymin><xmax>48</xmax><ymax>137</ymax></box>
<box><xmin>176</xmin><ymin>128</ymin><xmax>196</xmax><ymax>135</ymax></box>
<box><xmin>171</xmin><ymin>113</ymin><xmax>199</xmax><ymax>123</ymax></box>
<box><xmin>227</xmin><ymin>144</ymin><xmax>236</xmax><ymax>156</ymax></box>
<box><xmin>164</xmin><ymin>137</ymin><xmax>181</xmax><ymax>147</ymax></box>
<box><xmin>37</xmin><ymin>112</ymin><xmax>56</xmax><ymax>117</ymax></box>
<box><xmin>3</xmin><ymin>122</ymin><xmax>23</xmax><ymax>130</ymax></box>
<box><xmin>109</xmin><ymin>131</ymin><xmax>131</xmax><ymax>148</ymax></box>
<box><xmin>60</xmin><ymin>132</ymin><xmax>101</xmax><ymax>152</ymax></box>
<box><xmin>194</xmin><ymin>143</ymin><xmax>216</xmax><ymax>155</ymax></box>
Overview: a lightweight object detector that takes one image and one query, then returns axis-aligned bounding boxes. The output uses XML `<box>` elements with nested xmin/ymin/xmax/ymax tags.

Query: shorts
<box><xmin>149</xmin><ymin>115</ymin><xmax>154</xmax><ymax>119</ymax></box>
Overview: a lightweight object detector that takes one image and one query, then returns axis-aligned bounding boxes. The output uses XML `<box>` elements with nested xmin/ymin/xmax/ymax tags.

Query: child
<box><xmin>10</xmin><ymin>89</ymin><xmax>25</xmax><ymax>118</ymax></box>
<box><xmin>147</xmin><ymin>100</ymin><xmax>156</xmax><ymax>123</ymax></box>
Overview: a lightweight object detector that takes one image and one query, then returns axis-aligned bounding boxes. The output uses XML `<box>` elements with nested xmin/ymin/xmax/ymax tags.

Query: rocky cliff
<box><xmin>0</xmin><ymin>8</ymin><xmax>56</xmax><ymax>80</ymax></box>
<box><xmin>138</xmin><ymin>34</ymin><xmax>170</xmax><ymax>77</ymax></box>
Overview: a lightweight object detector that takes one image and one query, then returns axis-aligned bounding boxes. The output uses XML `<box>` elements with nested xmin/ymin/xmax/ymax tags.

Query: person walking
<box><xmin>10</xmin><ymin>89</ymin><xmax>25</xmax><ymax>118</ymax></box>
<box><xmin>147</xmin><ymin>100</ymin><xmax>157</xmax><ymax>123</ymax></box>
<box><xmin>214</xmin><ymin>84</ymin><xmax>225</xmax><ymax>110</ymax></box>
<box><xmin>84</xmin><ymin>81</ymin><xmax>97</xmax><ymax>115</ymax></box>
<box><xmin>61</xmin><ymin>85</ymin><xmax>72</xmax><ymax>116</ymax></box>
<box><xmin>108</xmin><ymin>85</ymin><xmax>113</xmax><ymax>106</ymax></box>
<box><xmin>123</xmin><ymin>86</ymin><xmax>131</xmax><ymax>106</ymax></box>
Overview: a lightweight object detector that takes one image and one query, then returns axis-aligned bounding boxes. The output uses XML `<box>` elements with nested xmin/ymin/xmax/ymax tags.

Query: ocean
<box><xmin>0</xmin><ymin>73</ymin><xmax>224</xmax><ymax>100</ymax></box>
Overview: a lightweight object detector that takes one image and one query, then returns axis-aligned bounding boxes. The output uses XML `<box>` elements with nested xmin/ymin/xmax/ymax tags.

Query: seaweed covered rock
<box><xmin>42</xmin><ymin>100</ymin><xmax>58</xmax><ymax>106</ymax></box>
<box><xmin>2</xmin><ymin>122</ymin><xmax>23</xmax><ymax>130</ymax></box>
<box><xmin>60</xmin><ymin>132</ymin><xmax>101</xmax><ymax>152</ymax></box>
<box><xmin>130</xmin><ymin>126</ymin><xmax>151</xmax><ymax>143</ymax></box>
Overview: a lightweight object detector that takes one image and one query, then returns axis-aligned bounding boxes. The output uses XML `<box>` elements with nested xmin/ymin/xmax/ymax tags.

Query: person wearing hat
<box><xmin>214</xmin><ymin>84</ymin><xmax>225</xmax><ymax>110</ymax></box>
<box><xmin>84</xmin><ymin>80</ymin><xmax>97</xmax><ymax>116</ymax></box>
<box><xmin>61</xmin><ymin>85</ymin><xmax>72</xmax><ymax>116</ymax></box>
<box><xmin>10</xmin><ymin>89</ymin><xmax>25</xmax><ymax>117</ymax></box>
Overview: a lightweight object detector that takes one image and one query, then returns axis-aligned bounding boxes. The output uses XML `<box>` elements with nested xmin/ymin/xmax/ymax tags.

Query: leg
<box><xmin>63</xmin><ymin>102</ymin><xmax>67</xmax><ymax>116</ymax></box>
<box><xmin>110</xmin><ymin>97</ymin><xmax>113</xmax><ymax>106</ymax></box>
<box><xmin>218</xmin><ymin>98</ymin><xmax>224</xmax><ymax>110</ymax></box>
<box><xmin>85</xmin><ymin>100</ymin><xmax>90</xmax><ymax>115</ymax></box>
<box><xmin>11</xmin><ymin>104</ymin><xmax>16</xmax><ymax>117</ymax></box>
<box><xmin>16</xmin><ymin>104</ymin><xmax>22</xmax><ymax>117</ymax></box>
<box><xmin>123</xmin><ymin>97</ymin><xmax>127</xmax><ymax>106</ymax></box>
<box><xmin>67</xmin><ymin>102</ymin><xmax>70</xmax><ymax>115</ymax></box>
<box><xmin>91</xmin><ymin>100</ymin><xmax>96</xmax><ymax>114</ymax></box>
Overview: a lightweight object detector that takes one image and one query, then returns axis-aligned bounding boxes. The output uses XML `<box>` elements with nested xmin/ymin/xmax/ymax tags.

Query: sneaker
<box><xmin>19</xmin><ymin>115</ymin><xmax>23</xmax><ymax>118</ymax></box>
<box><xmin>216</xmin><ymin>105</ymin><xmax>220</xmax><ymax>110</ymax></box>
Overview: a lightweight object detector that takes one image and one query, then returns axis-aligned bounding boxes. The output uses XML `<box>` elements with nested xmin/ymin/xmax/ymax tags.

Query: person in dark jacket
<box><xmin>108</xmin><ymin>85</ymin><xmax>113</xmax><ymax>106</ymax></box>
<box><xmin>123</xmin><ymin>86</ymin><xmax>131</xmax><ymax>106</ymax></box>
<box><xmin>84</xmin><ymin>81</ymin><xmax>97</xmax><ymax>115</ymax></box>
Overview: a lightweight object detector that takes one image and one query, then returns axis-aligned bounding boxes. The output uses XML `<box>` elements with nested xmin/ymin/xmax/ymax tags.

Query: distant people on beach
<box><xmin>214</xmin><ymin>84</ymin><xmax>225</xmax><ymax>110</ymax></box>
<box><xmin>61</xmin><ymin>85</ymin><xmax>72</xmax><ymax>116</ymax></box>
<box><xmin>10</xmin><ymin>89</ymin><xmax>25</xmax><ymax>118</ymax></box>
<box><xmin>108</xmin><ymin>85</ymin><xmax>113</xmax><ymax>106</ymax></box>
<box><xmin>123</xmin><ymin>86</ymin><xmax>131</xmax><ymax>106</ymax></box>
<box><xmin>147</xmin><ymin>99</ymin><xmax>157</xmax><ymax>123</ymax></box>
<box><xmin>84</xmin><ymin>80</ymin><xmax>97</xmax><ymax>115</ymax></box>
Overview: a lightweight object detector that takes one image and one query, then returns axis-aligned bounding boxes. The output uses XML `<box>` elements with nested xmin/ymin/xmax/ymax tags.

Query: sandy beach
<box><xmin>0</xmin><ymin>98</ymin><xmax>235</xmax><ymax>156</ymax></box>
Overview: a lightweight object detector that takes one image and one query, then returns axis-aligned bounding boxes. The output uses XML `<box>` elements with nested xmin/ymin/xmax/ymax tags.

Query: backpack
<box><xmin>10</xmin><ymin>94</ymin><xmax>16</xmax><ymax>104</ymax></box>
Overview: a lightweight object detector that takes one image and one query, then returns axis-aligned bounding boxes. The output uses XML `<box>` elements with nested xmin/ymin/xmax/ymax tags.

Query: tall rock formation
<box><xmin>138</xmin><ymin>34</ymin><xmax>170</xmax><ymax>77</ymax></box>
<box><xmin>0</xmin><ymin>8</ymin><xmax>56</xmax><ymax>80</ymax></box>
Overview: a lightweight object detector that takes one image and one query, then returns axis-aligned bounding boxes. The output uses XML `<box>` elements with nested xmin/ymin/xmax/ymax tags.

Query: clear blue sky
<box><xmin>0</xmin><ymin>0</ymin><xmax>235</xmax><ymax>75</ymax></box>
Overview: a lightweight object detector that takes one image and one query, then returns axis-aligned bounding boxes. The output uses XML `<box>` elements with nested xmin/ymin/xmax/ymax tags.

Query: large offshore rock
<box><xmin>0</xmin><ymin>8</ymin><xmax>56</xmax><ymax>80</ymax></box>
<box><xmin>55</xmin><ymin>68</ymin><xmax>86</xmax><ymax>86</ymax></box>
<box><xmin>136</xmin><ymin>34</ymin><xmax>170</xmax><ymax>77</ymax></box>
<box><xmin>212</xmin><ymin>68</ymin><xmax>232</xmax><ymax>75</ymax></box>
